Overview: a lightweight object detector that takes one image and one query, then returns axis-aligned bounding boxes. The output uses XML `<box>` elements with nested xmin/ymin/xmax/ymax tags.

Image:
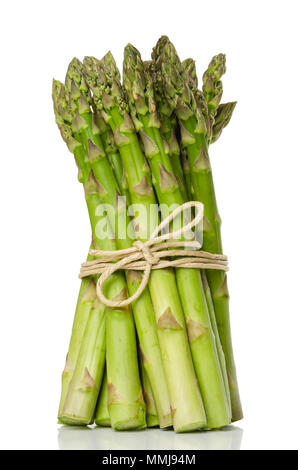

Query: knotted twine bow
<box><xmin>79</xmin><ymin>201</ymin><xmax>228</xmax><ymax>308</ymax></box>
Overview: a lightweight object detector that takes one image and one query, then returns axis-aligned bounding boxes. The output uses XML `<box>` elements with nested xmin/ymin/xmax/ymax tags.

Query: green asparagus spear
<box><xmin>148</xmin><ymin>60</ymin><xmax>187</xmax><ymax>201</ymax></box>
<box><xmin>123</xmin><ymin>44</ymin><xmax>231</xmax><ymax>428</ymax></box>
<box><xmin>140</xmin><ymin>352</ymin><xmax>159</xmax><ymax>427</ymax></box>
<box><xmin>53</xmin><ymin>79</ymin><xmax>146</xmax><ymax>429</ymax></box>
<box><xmin>58</xmin><ymin>272</ymin><xmax>96</xmax><ymax>420</ymax></box>
<box><xmin>211</xmin><ymin>102</ymin><xmax>237</xmax><ymax>143</ymax></box>
<box><xmin>153</xmin><ymin>37</ymin><xmax>242</xmax><ymax>421</ymax></box>
<box><xmin>83</xmin><ymin>55</ymin><xmax>207</xmax><ymax>432</ymax></box>
<box><xmin>95</xmin><ymin>369</ymin><xmax>111</xmax><ymax>426</ymax></box>
<box><xmin>66</xmin><ymin>59</ymin><xmax>172</xmax><ymax>428</ymax></box>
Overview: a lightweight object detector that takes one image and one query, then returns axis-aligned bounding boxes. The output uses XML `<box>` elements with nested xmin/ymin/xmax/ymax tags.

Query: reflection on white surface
<box><xmin>58</xmin><ymin>425</ymin><xmax>243</xmax><ymax>450</ymax></box>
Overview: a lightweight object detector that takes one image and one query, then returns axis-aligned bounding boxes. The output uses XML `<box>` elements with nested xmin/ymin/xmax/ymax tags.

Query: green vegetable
<box><xmin>153</xmin><ymin>36</ymin><xmax>242</xmax><ymax>421</ymax></box>
<box><xmin>95</xmin><ymin>369</ymin><xmax>110</xmax><ymax>426</ymax></box>
<box><xmin>83</xmin><ymin>55</ymin><xmax>207</xmax><ymax>432</ymax></box>
<box><xmin>53</xmin><ymin>78</ymin><xmax>145</xmax><ymax>429</ymax></box>
<box><xmin>53</xmin><ymin>36</ymin><xmax>243</xmax><ymax>431</ymax></box>
<box><xmin>67</xmin><ymin>57</ymin><xmax>172</xmax><ymax>428</ymax></box>
<box><xmin>123</xmin><ymin>44</ymin><xmax>231</xmax><ymax>428</ymax></box>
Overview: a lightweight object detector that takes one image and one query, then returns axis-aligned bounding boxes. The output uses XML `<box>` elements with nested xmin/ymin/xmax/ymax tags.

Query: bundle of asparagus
<box><xmin>53</xmin><ymin>36</ymin><xmax>242</xmax><ymax>432</ymax></box>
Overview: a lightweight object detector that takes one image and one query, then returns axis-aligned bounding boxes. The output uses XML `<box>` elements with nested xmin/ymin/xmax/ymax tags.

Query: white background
<box><xmin>0</xmin><ymin>0</ymin><xmax>297</xmax><ymax>450</ymax></box>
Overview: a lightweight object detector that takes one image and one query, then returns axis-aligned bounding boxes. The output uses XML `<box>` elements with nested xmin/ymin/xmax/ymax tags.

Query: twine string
<box><xmin>79</xmin><ymin>201</ymin><xmax>228</xmax><ymax>308</ymax></box>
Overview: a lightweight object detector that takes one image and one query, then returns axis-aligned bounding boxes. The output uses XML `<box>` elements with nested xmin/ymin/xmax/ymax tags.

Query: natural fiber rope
<box><xmin>79</xmin><ymin>201</ymin><xmax>229</xmax><ymax>308</ymax></box>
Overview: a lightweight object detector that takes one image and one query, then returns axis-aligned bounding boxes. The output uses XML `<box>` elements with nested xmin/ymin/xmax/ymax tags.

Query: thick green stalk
<box><xmin>58</xmin><ymin>271</ymin><xmax>96</xmax><ymax>419</ymax></box>
<box><xmin>66</xmin><ymin>61</ymin><xmax>171</xmax><ymax>428</ymax></box>
<box><xmin>61</xmin><ymin>293</ymin><xmax>106</xmax><ymax>425</ymax></box>
<box><xmin>181</xmin><ymin>59</ymin><xmax>235</xmax><ymax>404</ymax></box>
<box><xmin>178</xmin><ymin>59</ymin><xmax>231</xmax><ymax>404</ymax></box>
<box><xmin>53</xmin><ymin>97</ymin><xmax>107</xmax><ymax>423</ymax></box>
<box><xmin>84</xmin><ymin>56</ymin><xmax>207</xmax><ymax>431</ymax></box>
<box><xmin>106</xmin><ymin>302</ymin><xmax>146</xmax><ymax>430</ymax></box>
<box><xmin>88</xmin><ymin>140</ymin><xmax>172</xmax><ymax>428</ymax></box>
<box><xmin>181</xmin><ymin>114</ymin><xmax>242</xmax><ymax>421</ymax></box>
<box><xmin>140</xmin><ymin>353</ymin><xmax>159</xmax><ymax>427</ymax></box>
<box><xmin>95</xmin><ymin>369</ymin><xmax>110</xmax><ymax>426</ymax></box>
<box><xmin>181</xmin><ymin>143</ymin><xmax>231</xmax><ymax>413</ymax></box>
<box><xmin>53</xmin><ymin>81</ymin><xmax>106</xmax><ymax>425</ymax></box>
<box><xmin>63</xmin><ymin>62</ymin><xmax>146</xmax><ymax>429</ymax></box>
<box><xmin>53</xmin><ymin>76</ymin><xmax>146</xmax><ymax>429</ymax></box>
<box><xmin>85</xmin><ymin>176</ymin><xmax>146</xmax><ymax>430</ymax></box>
<box><xmin>154</xmin><ymin>37</ymin><xmax>242</xmax><ymax>421</ymax></box>
<box><xmin>123</xmin><ymin>45</ymin><xmax>231</xmax><ymax>428</ymax></box>
<box><xmin>188</xmin><ymin>133</ymin><xmax>242</xmax><ymax>421</ymax></box>
<box><xmin>201</xmin><ymin>270</ymin><xmax>231</xmax><ymax>411</ymax></box>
